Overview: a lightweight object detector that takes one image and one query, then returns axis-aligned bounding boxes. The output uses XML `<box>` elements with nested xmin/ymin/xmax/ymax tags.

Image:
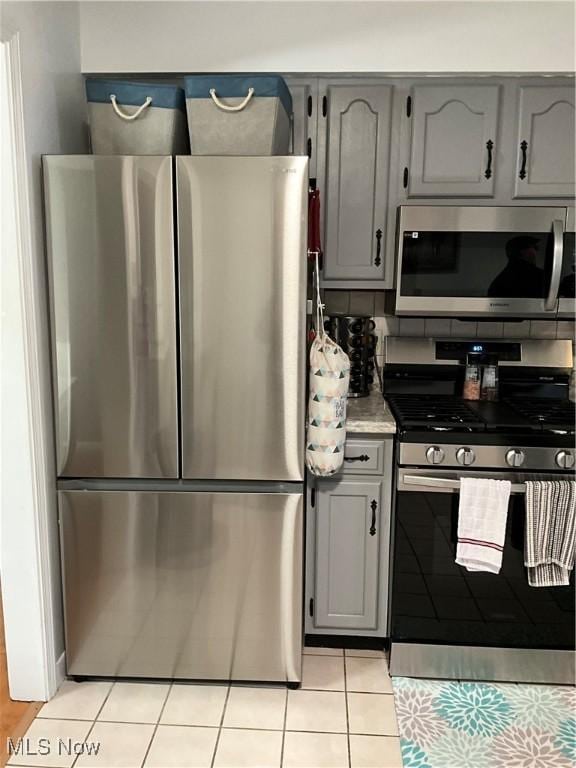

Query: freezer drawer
<box><xmin>43</xmin><ymin>156</ymin><xmax>178</xmax><ymax>478</ymax></box>
<box><xmin>59</xmin><ymin>489</ymin><xmax>303</xmax><ymax>682</ymax></box>
<box><xmin>177</xmin><ymin>156</ymin><xmax>307</xmax><ymax>481</ymax></box>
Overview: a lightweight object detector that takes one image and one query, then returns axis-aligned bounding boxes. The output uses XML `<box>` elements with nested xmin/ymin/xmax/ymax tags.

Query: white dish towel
<box><xmin>525</xmin><ymin>480</ymin><xmax>576</xmax><ymax>587</ymax></box>
<box><xmin>456</xmin><ymin>478</ymin><xmax>512</xmax><ymax>574</ymax></box>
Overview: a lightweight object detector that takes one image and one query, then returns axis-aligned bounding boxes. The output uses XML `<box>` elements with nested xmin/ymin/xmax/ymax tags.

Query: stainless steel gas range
<box><xmin>383</xmin><ymin>337</ymin><xmax>575</xmax><ymax>685</ymax></box>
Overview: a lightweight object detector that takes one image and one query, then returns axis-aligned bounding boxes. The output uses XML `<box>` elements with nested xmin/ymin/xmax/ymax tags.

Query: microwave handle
<box><xmin>544</xmin><ymin>219</ymin><xmax>564</xmax><ymax>311</ymax></box>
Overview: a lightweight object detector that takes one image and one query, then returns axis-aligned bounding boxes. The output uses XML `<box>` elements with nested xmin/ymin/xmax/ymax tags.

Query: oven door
<box><xmin>392</xmin><ymin>468</ymin><xmax>575</xmax><ymax>651</ymax></box>
<box><xmin>395</xmin><ymin>206</ymin><xmax>567</xmax><ymax>318</ymax></box>
<box><xmin>558</xmin><ymin>207</ymin><xmax>575</xmax><ymax>318</ymax></box>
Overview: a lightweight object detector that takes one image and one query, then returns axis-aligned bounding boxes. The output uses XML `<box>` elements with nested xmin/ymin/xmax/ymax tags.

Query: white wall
<box><xmin>0</xmin><ymin>1</ymin><xmax>86</xmax><ymax>701</ymax></box>
<box><xmin>80</xmin><ymin>1</ymin><xmax>575</xmax><ymax>74</ymax></box>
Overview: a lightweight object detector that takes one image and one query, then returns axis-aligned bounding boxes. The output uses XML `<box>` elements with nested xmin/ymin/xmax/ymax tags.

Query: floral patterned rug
<box><xmin>392</xmin><ymin>677</ymin><xmax>576</xmax><ymax>768</ymax></box>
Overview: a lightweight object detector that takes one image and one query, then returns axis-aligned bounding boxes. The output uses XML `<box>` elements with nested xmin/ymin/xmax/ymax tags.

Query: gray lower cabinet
<box><xmin>306</xmin><ymin>437</ymin><xmax>393</xmax><ymax>637</ymax></box>
<box><xmin>318</xmin><ymin>82</ymin><xmax>394</xmax><ymax>285</ymax></box>
<box><xmin>315</xmin><ymin>478</ymin><xmax>382</xmax><ymax>630</ymax></box>
<box><xmin>513</xmin><ymin>85</ymin><xmax>575</xmax><ymax>199</ymax></box>
<box><xmin>407</xmin><ymin>84</ymin><xmax>500</xmax><ymax>198</ymax></box>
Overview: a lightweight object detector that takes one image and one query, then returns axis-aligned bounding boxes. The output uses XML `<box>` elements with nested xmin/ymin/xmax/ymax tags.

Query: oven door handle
<box><xmin>402</xmin><ymin>474</ymin><xmax>527</xmax><ymax>494</ymax></box>
<box><xmin>544</xmin><ymin>219</ymin><xmax>564</xmax><ymax>312</ymax></box>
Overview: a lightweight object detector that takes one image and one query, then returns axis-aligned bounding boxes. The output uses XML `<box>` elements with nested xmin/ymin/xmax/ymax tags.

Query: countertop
<box><xmin>346</xmin><ymin>390</ymin><xmax>397</xmax><ymax>435</ymax></box>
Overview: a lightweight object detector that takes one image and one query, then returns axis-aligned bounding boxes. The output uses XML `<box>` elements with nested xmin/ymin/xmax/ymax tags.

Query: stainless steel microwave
<box><xmin>395</xmin><ymin>206</ymin><xmax>574</xmax><ymax>318</ymax></box>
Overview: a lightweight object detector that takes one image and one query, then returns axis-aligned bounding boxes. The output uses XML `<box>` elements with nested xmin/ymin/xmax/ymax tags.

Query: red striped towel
<box><xmin>456</xmin><ymin>478</ymin><xmax>512</xmax><ymax>574</ymax></box>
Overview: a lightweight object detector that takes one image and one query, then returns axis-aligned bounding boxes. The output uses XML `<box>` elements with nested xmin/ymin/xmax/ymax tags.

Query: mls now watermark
<box><xmin>7</xmin><ymin>737</ymin><xmax>101</xmax><ymax>758</ymax></box>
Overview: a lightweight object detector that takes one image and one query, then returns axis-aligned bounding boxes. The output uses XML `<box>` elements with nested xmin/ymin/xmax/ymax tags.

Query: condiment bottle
<box><xmin>481</xmin><ymin>354</ymin><xmax>499</xmax><ymax>401</ymax></box>
<box><xmin>463</xmin><ymin>353</ymin><xmax>481</xmax><ymax>400</ymax></box>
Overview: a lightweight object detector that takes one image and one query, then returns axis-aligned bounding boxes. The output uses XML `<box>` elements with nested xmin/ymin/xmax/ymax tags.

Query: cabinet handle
<box><xmin>307</xmin><ymin>138</ymin><xmax>312</xmax><ymax>159</ymax></box>
<box><xmin>307</xmin><ymin>95</ymin><xmax>313</xmax><ymax>117</ymax></box>
<box><xmin>375</xmin><ymin>229</ymin><xmax>382</xmax><ymax>267</ymax></box>
<box><xmin>484</xmin><ymin>140</ymin><xmax>494</xmax><ymax>179</ymax></box>
<box><xmin>369</xmin><ymin>500</ymin><xmax>377</xmax><ymax>536</ymax></box>
<box><xmin>345</xmin><ymin>454</ymin><xmax>370</xmax><ymax>463</ymax></box>
<box><xmin>322</xmin><ymin>95</ymin><xmax>327</xmax><ymax>117</ymax></box>
<box><xmin>519</xmin><ymin>140</ymin><xmax>528</xmax><ymax>180</ymax></box>
<box><xmin>403</xmin><ymin>167</ymin><xmax>409</xmax><ymax>189</ymax></box>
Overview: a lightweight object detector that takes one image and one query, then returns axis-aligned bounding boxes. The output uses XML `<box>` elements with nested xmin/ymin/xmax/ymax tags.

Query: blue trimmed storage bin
<box><xmin>184</xmin><ymin>75</ymin><xmax>292</xmax><ymax>155</ymax></box>
<box><xmin>86</xmin><ymin>80</ymin><xmax>188</xmax><ymax>155</ymax></box>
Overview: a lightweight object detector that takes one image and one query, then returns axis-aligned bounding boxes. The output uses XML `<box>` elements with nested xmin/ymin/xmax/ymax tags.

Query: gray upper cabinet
<box><xmin>292</xmin><ymin>75</ymin><xmax>574</xmax><ymax>289</ymax></box>
<box><xmin>407</xmin><ymin>84</ymin><xmax>500</xmax><ymax>198</ymax></box>
<box><xmin>314</xmin><ymin>478</ymin><xmax>382</xmax><ymax>630</ymax></box>
<box><xmin>513</xmin><ymin>86</ymin><xmax>575</xmax><ymax>199</ymax></box>
<box><xmin>320</xmin><ymin>83</ymin><xmax>393</xmax><ymax>283</ymax></box>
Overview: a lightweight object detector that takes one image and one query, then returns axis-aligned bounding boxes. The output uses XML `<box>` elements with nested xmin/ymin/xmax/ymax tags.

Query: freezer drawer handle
<box><xmin>369</xmin><ymin>499</ymin><xmax>377</xmax><ymax>536</ymax></box>
<box><xmin>209</xmin><ymin>87</ymin><xmax>255</xmax><ymax>112</ymax></box>
<box><xmin>345</xmin><ymin>454</ymin><xmax>370</xmax><ymax>463</ymax></box>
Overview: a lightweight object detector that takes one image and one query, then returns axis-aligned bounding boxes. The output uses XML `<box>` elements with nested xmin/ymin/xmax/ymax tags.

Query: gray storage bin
<box><xmin>184</xmin><ymin>75</ymin><xmax>292</xmax><ymax>155</ymax></box>
<box><xmin>86</xmin><ymin>80</ymin><xmax>188</xmax><ymax>155</ymax></box>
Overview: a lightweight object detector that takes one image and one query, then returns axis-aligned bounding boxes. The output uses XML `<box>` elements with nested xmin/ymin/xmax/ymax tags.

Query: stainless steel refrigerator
<box><xmin>43</xmin><ymin>155</ymin><xmax>307</xmax><ymax>683</ymax></box>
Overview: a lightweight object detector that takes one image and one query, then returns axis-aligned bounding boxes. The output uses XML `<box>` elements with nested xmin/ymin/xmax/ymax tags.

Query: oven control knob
<box><xmin>456</xmin><ymin>447</ymin><xmax>475</xmax><ymax>466</ymax></box>
<box><xmin>555</xmin><ymin>451</ymin><xmax>575</xmax><ymax>470</ymax></box>
<box><xmin>426</xmin><ymin>446</ymin><xmax>445</xmax><ymax>465</ymax></box>
<box><xmin>506</xmin><ymin>449</ymin><xmax>525</xmax><ymax>468</ymax></box>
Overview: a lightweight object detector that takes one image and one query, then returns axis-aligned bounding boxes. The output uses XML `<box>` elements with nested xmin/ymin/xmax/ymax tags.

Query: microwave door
<box><xmin>558</xmin><ymin>208</ymin><xmax>575</xmax><ymax>318</ymax></box>
<box><xmin>395</xmin><ymin>206</ymin><xmax>566</xmax><ymax>318</ymax></box>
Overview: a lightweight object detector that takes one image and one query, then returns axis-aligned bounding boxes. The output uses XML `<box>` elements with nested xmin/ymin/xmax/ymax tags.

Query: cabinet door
<box><xmin>315</xmin><ymin>478</ymin><xmax>382</xmax><ymax>629</ymax></box>
<box><xmin>321</xmin><ymin>83</ymin><xmax>393</xmax><ymax>281</ymax></box>
<box><xmin>408</xmin><ymin>84</ymin><xmax>499</xmax><ymax>197</ymax></box>
<box><xmin>514</xmin><ymin>86</ymin><xmax>575</xmax><ymax>199</ymax></box>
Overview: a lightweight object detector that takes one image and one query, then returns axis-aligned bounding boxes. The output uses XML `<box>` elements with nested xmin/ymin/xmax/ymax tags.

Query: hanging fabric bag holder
<box><xmin>305</xmin><ymin>253</ymin><xmax>350</xmax><ymax>477</ymax></box>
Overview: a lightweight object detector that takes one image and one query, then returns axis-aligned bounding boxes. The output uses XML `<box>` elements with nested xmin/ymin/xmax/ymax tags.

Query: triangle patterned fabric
<box><xmin>306</xmin><ymin>332</ymin><xmax>351</xmax><ymax>477</ymax></box>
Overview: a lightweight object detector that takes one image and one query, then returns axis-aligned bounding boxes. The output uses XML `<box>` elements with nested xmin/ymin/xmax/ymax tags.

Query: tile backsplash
<box><xmin>323</xmin><ymin>290</ymin><xmax>576</xmax><ymax>372</ymax></box>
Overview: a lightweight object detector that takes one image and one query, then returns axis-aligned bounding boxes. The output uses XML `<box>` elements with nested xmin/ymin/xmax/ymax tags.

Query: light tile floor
<box><xmin>7</xmin><ymin>647</ymin><xmax>402</xmax><ymax>768</ymax></box>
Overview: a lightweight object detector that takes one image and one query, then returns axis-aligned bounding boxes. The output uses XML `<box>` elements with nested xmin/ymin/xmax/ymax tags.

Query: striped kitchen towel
<box><xmin>525</xmin><ymin>480</ymin><xmax>576</xmax><ymax>587</ymax></box>
<box><xmin>456</xmin><ymin>478</ymin><xmax>512</xmax><ymax>574</ymax></box>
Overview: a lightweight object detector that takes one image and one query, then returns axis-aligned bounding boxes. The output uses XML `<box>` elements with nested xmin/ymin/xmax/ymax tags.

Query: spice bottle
<box><xmin>481</xmin><ymin>354</ymin><xmax>499</xmax><ymax>401</ymax></box>
<box><xmin>463</xmin><ymin>353</ymin><xmax>481</xmax><ymax>400</ymax></box>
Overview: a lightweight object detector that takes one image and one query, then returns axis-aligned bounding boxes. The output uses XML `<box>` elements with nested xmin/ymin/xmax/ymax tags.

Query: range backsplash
<box><xmin>323</xmin><ymin>290</ymin><xmax>576</xmax><ymax>380</ymax></box>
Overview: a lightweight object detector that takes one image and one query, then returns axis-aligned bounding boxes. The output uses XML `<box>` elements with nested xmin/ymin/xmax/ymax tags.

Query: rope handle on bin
<box><xmin>209</xmin><ymin>87</ymin><xmax>255</xmax><ymax>112</ymax></box>
<box><xmin>110</xmin><ymin>94</ymin><xmax>152</xmax><ymax>121</ymax></box>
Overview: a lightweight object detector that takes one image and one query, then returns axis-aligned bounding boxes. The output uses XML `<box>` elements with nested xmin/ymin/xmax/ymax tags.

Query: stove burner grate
<box><xmin>504</xmin><ymin>398</ymin><xmax>575</xmax><ymax>433</ymax></box>
<box><xmin>386</xmin><ymin>395</ymin><xmax>486</xmax><ymax>432</ymax></box>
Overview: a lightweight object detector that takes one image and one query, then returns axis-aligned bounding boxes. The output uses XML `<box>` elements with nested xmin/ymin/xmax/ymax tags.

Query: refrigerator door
<box><xmin>43</xmin><ymin>156</ymin><xmax>178</xmax><ymax>478</ymax></box>
<box><xmin>59</xmin><ymin>489</ymin><xmax>303</xmax><ymax>682</ymax></box>
<box><xmin>177</xmin><ymin>156</ymin><xmax>307</xmax><ymax>481</ymax></box>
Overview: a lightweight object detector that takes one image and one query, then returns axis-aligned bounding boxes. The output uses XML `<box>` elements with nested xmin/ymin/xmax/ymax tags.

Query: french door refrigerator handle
<box><xmin>545</xmin><ymin>219</ymin><xmax>564</xmax><ymax>311</ymax></box>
